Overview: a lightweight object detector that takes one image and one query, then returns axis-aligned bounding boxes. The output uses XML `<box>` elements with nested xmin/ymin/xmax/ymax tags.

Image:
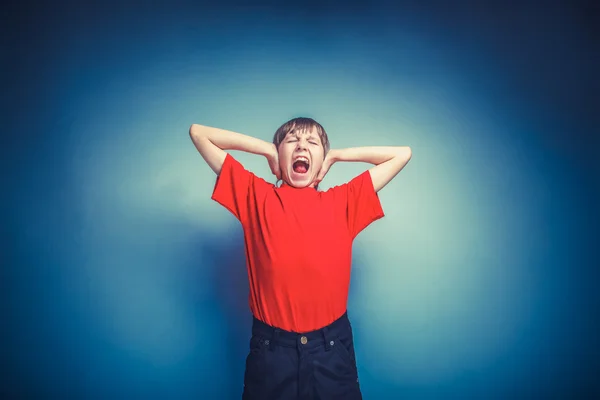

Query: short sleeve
<box><xmin>345</xmin><ymin>170</ymin><xmax>385</xmax><ymax>239</ymax></box>
<box><xmin>211</xmin><ymin>153</ymin><xmax>253</xmax><ymax>223</ymax></box>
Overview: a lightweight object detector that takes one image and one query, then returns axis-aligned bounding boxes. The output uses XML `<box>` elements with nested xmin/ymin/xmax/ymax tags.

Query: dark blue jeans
<box><xmin>242</xmin><ymin>312</ymin><xmax>362</xmax><ymax>400</ymax></box>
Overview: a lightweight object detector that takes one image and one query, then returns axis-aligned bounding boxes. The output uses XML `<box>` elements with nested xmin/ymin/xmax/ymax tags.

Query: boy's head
<box><xmin>273</xmin><ymin>117</ymin><xmax>330</xmax><ymax>189</ymax></box>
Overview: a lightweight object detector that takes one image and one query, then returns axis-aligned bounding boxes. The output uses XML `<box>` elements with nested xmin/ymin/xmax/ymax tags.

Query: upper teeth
<box><xmin>296</xmin><ymin>157</ymin><xmax>309</xmax><ymax>163</ymax></box>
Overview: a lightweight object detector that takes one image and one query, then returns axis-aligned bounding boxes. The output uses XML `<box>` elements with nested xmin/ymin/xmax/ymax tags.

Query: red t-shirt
<box><xmin>211</xmin><ymin>154</ymin><xmax>384</xmax><ymax>332</ymax></box>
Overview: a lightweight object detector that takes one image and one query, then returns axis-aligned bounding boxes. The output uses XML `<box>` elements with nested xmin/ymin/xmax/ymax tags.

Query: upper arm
<box><xmin>211</xmin><ymin>153</ymin><xmax>254</xmax><ymax>223</ymax></box>
<box><xmin>368</xmin><ymin>147</ymin><xmax>412</xmax><ymax>192</ymax></box>
<box><xmin>190</xmin><ymin>124</ymin><xmax>227</xmax><ymax>174</ymax></box>
<box><xmin>334</xmin><ymin>171</ymin><xmax>385</xmax><ymax>239</ymax></box>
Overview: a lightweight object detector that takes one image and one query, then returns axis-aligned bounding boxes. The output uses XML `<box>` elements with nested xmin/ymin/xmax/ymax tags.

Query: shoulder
<box><xmin>322</xmin><ymin>170</ymin><xmax>372</xmax><ymax>195</ymax></box>
<box><xmin>223</xmin><ymin>154</ymin><xmax>274</xmax><ymax>185</ymax></box>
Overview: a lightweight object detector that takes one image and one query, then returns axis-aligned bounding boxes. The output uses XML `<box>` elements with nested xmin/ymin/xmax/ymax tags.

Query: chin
<box><xmin>289</xmin><ymin>180</ymin><xmax>312</xmax><ymax>188</ymax></box>
<box><xmin>286</xmin><ymin>171</ymin><xmax>314</xmax><ymax>188</ymax></box>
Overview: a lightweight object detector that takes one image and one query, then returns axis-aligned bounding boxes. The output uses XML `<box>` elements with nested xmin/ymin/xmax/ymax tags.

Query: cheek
<box><xmin>312</xmin><ymin>160</ymin><xmax>324</xmax><ymax>173</ymax></box>
<box><xmin>277</xmin><ymin>151</ymin><xmax>289</xmax><ymax>164</ymax></box>
<box><xmin>281</xmin><ymin>155</ymin><xmax>292</xmax><ymax>166</ymax></box>
<box><xmin>279</xmin><ymin>147</ymin><xmax>294</xmax><ymax>164</ymax></box>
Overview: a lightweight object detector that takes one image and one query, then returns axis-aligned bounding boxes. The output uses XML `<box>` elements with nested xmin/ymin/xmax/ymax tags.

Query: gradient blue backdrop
<box><xmin>4</xmin><ymin>1</ymin><xmax>599</xmax><ymax>398</ymax></box>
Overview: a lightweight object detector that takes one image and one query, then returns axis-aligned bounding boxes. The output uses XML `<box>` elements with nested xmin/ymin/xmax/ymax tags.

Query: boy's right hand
<box><xmin>267</xmin><ymin>144</ymin><xmax>281</xmax><ymax>180</ymax></box>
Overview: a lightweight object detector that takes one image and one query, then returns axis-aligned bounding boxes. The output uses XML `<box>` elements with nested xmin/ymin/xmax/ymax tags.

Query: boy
<box><xmin>190</xmin><ymin>117</ymin><xmax>411</xmax><ymax>400</ymax></box>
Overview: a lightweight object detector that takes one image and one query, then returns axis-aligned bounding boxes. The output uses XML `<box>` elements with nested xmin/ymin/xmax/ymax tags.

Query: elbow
<box><xmin>396</xmin><ymin>146</ymin><xmax>411</xmax><ymax>161</ymax></box>
<box><xmin>189</xmin><ymin>124</ymin><xmax>197</xmax><ymax>138</ymax></box>
<box><xmin>189</xmin><ymin>123</ymin><xmax>206</xmax><ymax>139</ymax></box>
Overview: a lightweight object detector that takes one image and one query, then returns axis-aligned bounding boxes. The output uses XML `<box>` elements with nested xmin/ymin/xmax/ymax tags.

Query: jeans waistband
<box><xmin>251</xmin><ymin>312</ymin><xmax>351</xmax><ymax>350</ymax></box>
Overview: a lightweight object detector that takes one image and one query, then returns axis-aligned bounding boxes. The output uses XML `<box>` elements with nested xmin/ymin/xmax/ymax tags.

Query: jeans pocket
<box><xmin>333</xmin><ymin>335</ymin><xmax>357</xmax><ymax>367</ymax></box>
<box><xmin>243</xmin><ymin>335</ymin><xmax>267</xmax><ymax>392</ymax></box>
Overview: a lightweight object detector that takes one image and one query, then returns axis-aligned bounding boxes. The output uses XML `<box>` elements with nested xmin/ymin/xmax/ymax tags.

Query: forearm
<box><xmin>190</xmin><ymin>124</ymin><xmax>273</xmax><ymax>157</ymax></box>
<box><xmin>330</xmin><ymin>146</ymin><xmax>411</xmax><ymax>165</ymax></box>
<box><xmin>327</xmin><ymin>146</ymin><xmax>412</xmax><ymax>192</ymax></box>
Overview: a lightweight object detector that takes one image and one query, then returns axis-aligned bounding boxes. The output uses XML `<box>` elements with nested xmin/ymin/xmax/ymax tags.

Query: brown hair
<box><xmin>273</xmin><ymin>117</ymin><xmax>330</xmax><ymax>155</ymax></box>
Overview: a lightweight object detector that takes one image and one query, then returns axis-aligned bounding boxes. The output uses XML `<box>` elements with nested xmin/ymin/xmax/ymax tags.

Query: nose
<box><xmin>295</xmin><ymin>139</ymin><xmax>308</xmax><ymax>151</ymax></box>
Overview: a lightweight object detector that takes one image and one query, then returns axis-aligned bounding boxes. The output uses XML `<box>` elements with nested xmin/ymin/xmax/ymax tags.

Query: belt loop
<box><xmin>323</xmin><ymin>326</ymin><xmax>333</xmax><ymax>351</ymax></box>
<box><xmin>269</xmin><ymin>329</ymin><xmax>280</xmax><ymax>351</ymax></box>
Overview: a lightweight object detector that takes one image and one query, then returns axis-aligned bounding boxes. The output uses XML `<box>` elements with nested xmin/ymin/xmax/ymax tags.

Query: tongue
<box><xmin>293</xmin><ymin>163</ymin><xmax>308</xmax><ymax>174</ymax></box>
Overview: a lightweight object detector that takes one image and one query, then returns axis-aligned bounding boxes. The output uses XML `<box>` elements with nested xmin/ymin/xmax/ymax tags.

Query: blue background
<box><xmin>4</xmin><ymin>1</ymin><xmax>599</xmax><ymax>398</ymax></box>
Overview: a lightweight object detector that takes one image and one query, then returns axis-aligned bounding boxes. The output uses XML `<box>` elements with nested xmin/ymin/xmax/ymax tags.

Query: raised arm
<box><xmin>324</xmin><ymin>146</ymin><xmax>412</xmax><ymax>192</ymax></box>
<box><xmin>189</xmin><ymin>124</ymin><xmax>278</xmax><ymax>176</ymax></box>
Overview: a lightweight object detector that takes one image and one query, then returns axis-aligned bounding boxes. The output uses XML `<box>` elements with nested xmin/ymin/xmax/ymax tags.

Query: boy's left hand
<box><xmin>315</xmin><ymin>151</ymin><xmax>335</xmax><ymax>184</ymax></box>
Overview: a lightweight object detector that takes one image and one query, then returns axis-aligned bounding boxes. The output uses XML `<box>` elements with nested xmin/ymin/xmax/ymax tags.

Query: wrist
<box><xmin>328</xmin><ymin>148</ymin><xmax>342</xmax><ymax>162</ymax></box>
<box><xmin>264</xmin><ymin>142</ymin><xmax>277</xmax><ymax>158</ymax></box>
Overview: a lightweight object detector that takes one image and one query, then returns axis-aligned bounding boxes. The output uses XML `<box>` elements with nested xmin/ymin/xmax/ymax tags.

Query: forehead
<box><xmin>286</xmin><ymin>126</ymin><xmax>319</xmax><ymax>138</ymax></box>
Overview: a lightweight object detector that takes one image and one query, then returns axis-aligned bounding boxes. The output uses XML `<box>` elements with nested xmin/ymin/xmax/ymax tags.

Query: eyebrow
<box><xmin>286</xmin><ymin>131</ymin><xmax>320</xmax><ymax>141</ymax></box>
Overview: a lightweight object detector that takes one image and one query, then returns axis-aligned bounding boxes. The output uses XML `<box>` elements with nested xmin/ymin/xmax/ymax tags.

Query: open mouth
<box><xmin>292</xmin><ymin>157</ymin><xmax>310</xmax><ymax>174</ymax></box>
